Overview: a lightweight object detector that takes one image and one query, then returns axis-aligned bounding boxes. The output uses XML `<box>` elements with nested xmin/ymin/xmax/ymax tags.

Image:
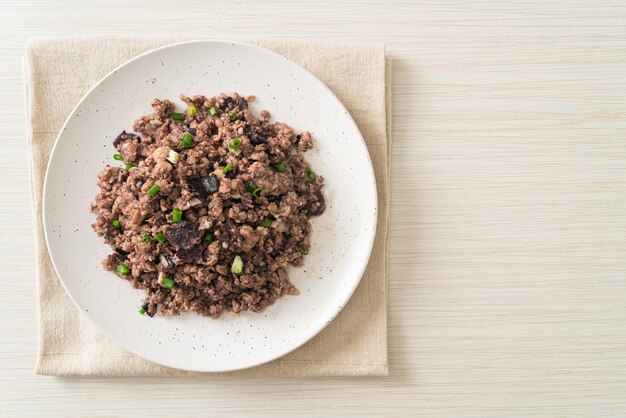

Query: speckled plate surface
<box><xmin>43</xmin><ymin>40</ymin><xmax>377</xmax><ymax>372</ymax></box>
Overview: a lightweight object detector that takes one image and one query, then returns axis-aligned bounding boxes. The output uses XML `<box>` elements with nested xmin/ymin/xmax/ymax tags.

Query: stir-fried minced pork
<box><xmin>90</xmin><ymin>92</ymin><xmax>326</xmax><ymax>318</ymax></box>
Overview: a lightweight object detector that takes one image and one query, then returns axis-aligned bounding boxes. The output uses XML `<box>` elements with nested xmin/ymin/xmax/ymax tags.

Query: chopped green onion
<box><xmin>228</xmin><ymin>138</ymin><xmax>241</xmax><ymax>155</ymax></box>
<box><xmin>187</xmin><ymin>103</ymin><xmax>197</xmax><ymax>117</ymax></box>
<box><xmin>147</xmin><ymin>184</ymin><xmax>160</xmax><ymax>196</ymax></box>
<box><xmin>140</xmin><ymin>235</ymin><xmax>152</xmax><ymax>243</ymax></box>
<box><xmin>202</xmin><ymin>232</ymin><xmax>214</xmax><ymax>244</ymax></box>
<box><xmin>167</xmin><ymin>149</ymin><xmax>180</xmax><ymax>164</ymax></box>
<box><xmin>209</xmin><ymin>106</ymin><xmax>218</xmax><ymax>117</ymax></box>
<box><xmin>247</xmin><ymin>183</ymin><xmax>262</xmax><ymax>199</ymax></box>
<box><xmin>300</xmin><ymin>244</ymin><xmax>310</xmax><ymax>255</ymax></box>
<box><xmin>229</xmin><ymin>138</ymin><xmax>241</xmax><ymax>148</ymax></box>
<box><xmin>172</xmin><ymin>209</ymin><xmax>183</xmax><ymax>223</ymax></box>
<box><xmin>231</xmin><ymin>255</ymin><xmax>243</xmax><ymax>276</ymax></box>
<box><xmin>111</xmin><ymin>219</ymin><xmax>121</xmax><ymax>229</ymax></box>
<box><xmin>139</xmin><ymin>307</ymin><xmax>146</xmax><ymax>315</ymax></box>
<box><xmin>172</xmin><ymin>112</ymin><xmax>184</xmax><ymax>121</ymax></box>
<box><xmin>261</xmin><ymin>218</ymin><xmax>273</xmax><ymax>228</ymax></box>
<box><xmin>181</xmin><ymin>133</ymin><xmax>193</xmax><ymax>149</ymax></box>
<box><xmin>188</xmin><ymin>197</ymin><xmax>201</xmax><ymax>208</ymax></box>
<box><xmin>113</xmin><ymin>153</ymin><xmax>123</xmax><ymax>161</ymax></box>
<box><xmin>223</xmin><ymin>163</ymin><xmax>233</xmax><ymax>174</ymax></box>
<box><xmin>117</xmin><ymin>264</ymin><xmax>130</xmax><ymax>276</ymax></box>
<box><xmin>154</xmin><ymin>232</ymin><xmax>166</xmax><ymax>243</ymax></box>
<box><xmin>162</xmin><ymin>276</ymin><xmax>176</xmax><ymax>289</ymax></box>
<box><xmin>306</xmin><ymin>167</ymin><xmax>317</xmax><ymax>181</ymax></box>
<box><xmin>274</xmin><ymin>162</ymin><xmax>285</xmax><ymax>172</ymax></box>
<box><xmin>302</xmin><ymin>209</ymin><xmax>308</xmax><ymax>215</ymax></box>
<box><xmin>125</xmin><ymin>163</ymin><xmax>135</xmax><ymax>172</ymax></box>
<box><xmin>258</xmin><ymin>264</ymin><xmax>267</xmax><ymax>272</ymax></box>
<box><xmin>229</xmin><ymin>112</ymin><xmax>238</xmax><ymax>121</ymax></box>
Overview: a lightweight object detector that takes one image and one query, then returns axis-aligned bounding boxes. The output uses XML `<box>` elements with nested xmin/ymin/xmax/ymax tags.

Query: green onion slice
<box><xmin>209</xmin><ymin>106</ymin><xmax>218</xmax><ymax>117</ymax></box>
<box><xmin>228</xmin><ymin>138</ymin><xmax>241</xmax><ymax>155</ymax></box>
<box><xmin>113</xmin><ymin>153</ymin><xmax>123</xmax><ymax>161</ymax></box>
<box><xmin>140</xmin><ymin>235</ymin><xmax>152</xmax><ymax>243</ymax></box>
<box><xmin>231</xmin><ymin>255</ymin><xmax>243</xmax><ymax>276</ymax></box>
<box><xmin>261</xmin><ymin>218</ymin><xmax>273</xmax><ymax>228</ymax></box>
<box><xmin>247</xmin><ymin>183</ymin><xmax>262</xmax><ymax>199</ymax></box>
<box><xmin>172</xmin><ymin>209</ymin><xmax>183</xmax><ymax>223</ymax></box>
<box><xmin>147</xmin><ymin>184</ymin><xmax>161</xmax><ymax>196</ymax></box>
<box><xmin>154</xmin><ymin>232</ymin><xmax>166</xmax><ymax>243</ymax></box>
<box><xmin>117</xmin><ymin>264</ymin><xmax>130</xmax><ymax>276</ymax></box>
<box><xmin>138</xmin><ymin>307</ymin><xmax>146</xmax><ymax>315</ymax></box>
<box><xmin>125</xmin><ymin>163</ymin><xmax>135</xmax><ymax>172</ymax></box>
<box><xmin>300</xmin><ymin>244</ymin><xmax>310</xmax><ymax>255</ymax></box>
<box><xmin>274</xmin><ymin>162</ymin><xmax>285</xmax><ymax>172</ymax></box>
<box><xmin>258</xmin><ymin>263</ymin><xmax>267</xmax><ymax>272</ymax></box>
<box><xmin>306</xmin><ymin>167</ymin><xmax>317</xmax><ymax>181</ymax></box>
<box><xmin>223</xmin><ymin>163</ymin><xmax>233</xmax><ymax>173</ymax></box>
<box><xmin>172</xmin><ymin>112</ymin><xmax>184</xmax><ymax>121</ymax></box>
<box><xmin>202</xmin><ymin>232</ymin><xmax>214</xmax><ymax>244</ymax></box>
<box><xmin>111</xmin><ymin>219</ymin><xmax>121</xmax><ymax>229</ymax></box>
<box><xmin>229</xmin><ymin>112</ymin><xmax>238</xmax><ymax>121</ymax></box>
<box><xmin>162</xmin><ymin>277</ymin><xmax>176</xmax><ymax>289</ymax></box>
<box><xmin>187</xmin><ymin>103</ymin><xmax>197</xmax><ymax>117</ymax></box>
<box><xmin>167</xmin><ymin>149</ymin><xmax>180</xmax><ymax>164</ymax></box>
<box><xmin>181</xmin><ymin>133</ymin><xmax>193</xmax><ymax>149</ymax></box>
<box><xmin>229</xmin><ymin>138</ymin><xmax>241</xmax><ymax>148</ymax></box>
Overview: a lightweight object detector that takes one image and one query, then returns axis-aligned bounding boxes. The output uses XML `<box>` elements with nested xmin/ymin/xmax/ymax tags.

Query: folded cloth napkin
<box><xmin>24</xmin><ymin>37</ymin><xmax>390</xmax><ymax>377</ymax></box>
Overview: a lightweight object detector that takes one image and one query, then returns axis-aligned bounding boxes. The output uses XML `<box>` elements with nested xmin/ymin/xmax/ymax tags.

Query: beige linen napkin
<box><xmin>25</xmin><ymin>37</ymin><xmax>390</xmax><ymax>377</ymax></box>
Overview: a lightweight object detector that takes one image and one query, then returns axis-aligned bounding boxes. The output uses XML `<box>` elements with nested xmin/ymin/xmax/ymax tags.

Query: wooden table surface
<box><xmin>2</xmin><ymin>1</ymin><xmax>626</xmax><ymax>416</ymax></box>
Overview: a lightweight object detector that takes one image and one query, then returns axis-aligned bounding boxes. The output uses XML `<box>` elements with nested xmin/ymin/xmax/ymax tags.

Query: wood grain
<box><xmin>2</xmin><ymin>0</ymin><xmax>626</xmax><ymax>416</ymax></box>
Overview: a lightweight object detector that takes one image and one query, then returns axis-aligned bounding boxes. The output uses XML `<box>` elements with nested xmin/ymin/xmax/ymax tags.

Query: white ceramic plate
<box><xmin>43</xmin><ymin>40</ymin><xmax>377</xmax><ymax>372</ymax></box>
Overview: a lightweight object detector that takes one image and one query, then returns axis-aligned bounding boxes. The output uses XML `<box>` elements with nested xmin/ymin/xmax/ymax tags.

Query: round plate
<box><xmin>43</xmin><ymin>40</ymin><xmax>377</xmax><ymax>372</ymax></box>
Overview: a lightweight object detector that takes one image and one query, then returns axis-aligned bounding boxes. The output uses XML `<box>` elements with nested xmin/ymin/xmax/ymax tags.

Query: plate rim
<box><xmin>42</xmin><ymin>39</ymin><xmax>378</xmax><ymax>372</ymax></box>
